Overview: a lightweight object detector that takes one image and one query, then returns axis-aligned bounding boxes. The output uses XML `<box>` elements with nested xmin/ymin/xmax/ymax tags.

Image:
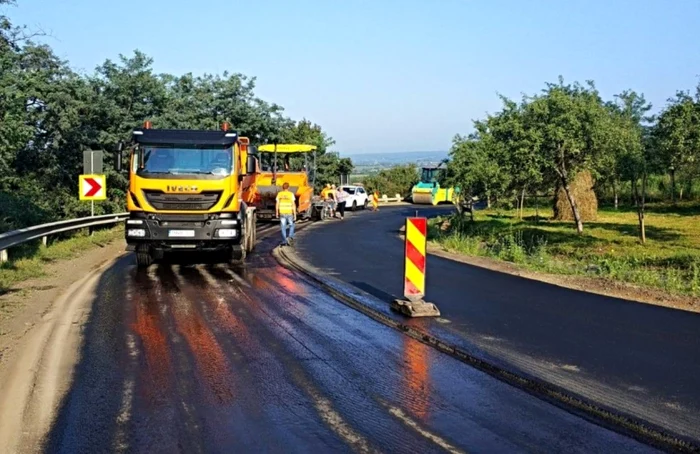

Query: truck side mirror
<box><xmin>115</xmin><ymin>142</ymin><xmax>124</xmax><ymax>173</ymax></box>
<box><xmin>246</xmin><ymin>155</ymin><xmax>257</xmax><ymax>174</ymax></box>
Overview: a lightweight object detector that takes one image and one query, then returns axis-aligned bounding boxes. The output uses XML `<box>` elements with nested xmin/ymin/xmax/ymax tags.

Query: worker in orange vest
<box><xmin>372</xmin><ymin>190</ymin><xmax>379</xmax><ymax>211</ymax></box>
<box><xmin>276</xmin><ymin>182</ymin><xmax>297</xmax><ymax>246</ymax></box>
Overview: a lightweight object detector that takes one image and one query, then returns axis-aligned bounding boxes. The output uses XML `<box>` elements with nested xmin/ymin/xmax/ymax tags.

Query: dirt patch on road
<box><xmin>0</xmin><ymin>240</ymin><xmax>128</xmax><ymax>367</ymax></box>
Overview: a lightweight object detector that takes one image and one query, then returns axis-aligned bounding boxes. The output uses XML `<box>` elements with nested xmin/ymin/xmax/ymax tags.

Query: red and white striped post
<box><xmin>391</xmin><ymin>217</ymin><xmax>440</xmax><ymax>317</ymax></box>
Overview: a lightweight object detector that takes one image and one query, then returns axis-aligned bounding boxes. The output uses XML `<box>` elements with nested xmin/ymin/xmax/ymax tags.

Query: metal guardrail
<box><xmin>0</xmin><ymin>213</ymin><xmax>128</xmax><ymax>263</ymax></box>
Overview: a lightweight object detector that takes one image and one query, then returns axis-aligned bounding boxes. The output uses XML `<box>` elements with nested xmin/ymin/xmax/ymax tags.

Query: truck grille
<box><xmin>143</xmin><ymin>190</ymin><xmax>222</xmax><ymax>211</ymax></box>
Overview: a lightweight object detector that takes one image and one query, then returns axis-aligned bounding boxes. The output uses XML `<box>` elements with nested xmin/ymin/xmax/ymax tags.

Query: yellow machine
<box><xmin>411</xmin><ymin>164</ymin><xmax>456</xmax><ymax>205</ymax></box>
<box><xmin>116</xmin><ymin>121</ymin><xmax>259</xmax><ymax>267</ymax></box>
<box><xmin>243</xmin><ymin>143</ymin><xmax>317</xmax><ymax>221</ymax></box>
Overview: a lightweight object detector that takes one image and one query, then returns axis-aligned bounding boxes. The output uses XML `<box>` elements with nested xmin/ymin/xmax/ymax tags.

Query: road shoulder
<box><xmin>424</xmin><ymin>239</ymin><xmax>700</xmax><ymax>313</ymax></box>
<box><xmin>0</xmin><ymin>239</ymin><xmax>128</xmax><ymax>367</ymax></box>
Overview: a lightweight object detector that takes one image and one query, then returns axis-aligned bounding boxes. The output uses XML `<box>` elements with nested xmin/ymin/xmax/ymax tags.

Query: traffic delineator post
<box><xmin>391</xmin><ymin>217</ymin><xmax>440</xmax><ymax>317</ymax></box>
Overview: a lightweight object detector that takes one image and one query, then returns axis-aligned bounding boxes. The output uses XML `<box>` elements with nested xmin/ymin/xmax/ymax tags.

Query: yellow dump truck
<box><xmin>116</xmin><ymin>122</ymin><xmax>259</xmax><ymax>267</ymax></box>
<box><xmin>243</xmin><ymin>143</ymin><xmax>317</xmax><ymax>221</ymax></box>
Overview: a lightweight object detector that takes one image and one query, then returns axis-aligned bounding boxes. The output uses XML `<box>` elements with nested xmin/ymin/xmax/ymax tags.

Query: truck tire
<box><xmin>136</xmin><ymin>247</ymin><xmax>153</xmax><ymax>268</ymax></box>
<box><xmin>230</xmin><ymin>244</ymin><xmax>246</xmax><ymax>264</ymax></box>
<box><xmin>352</xmin><ymin>200</ymin><xmax>357</xmax><ymax>211</ymax></box>
<box><xmin>246</xmin><ymin>212</ymin><xmax>257</xmax><ymax>252</ymax></box>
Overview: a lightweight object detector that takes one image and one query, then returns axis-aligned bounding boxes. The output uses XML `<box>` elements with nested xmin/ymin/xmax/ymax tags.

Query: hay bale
<box><xmin>553</xmin><ymin>170</ymin><xmax>598</xmax><ymax>221</ymax></box>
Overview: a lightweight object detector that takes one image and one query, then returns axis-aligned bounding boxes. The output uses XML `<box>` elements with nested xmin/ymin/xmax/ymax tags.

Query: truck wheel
<box><xmin>136</xmin><ymin>247</ymin><xmax>153</xmax><ymax>268</ymax></box>
<box><xmin>352</xmin><ymin>201</ymin><xmax>357</xmax><ymax>211</ymax></box>
<box><xmin>247</xmin><ymin>212</ymin><xmax>257</xmax><ymax>252</ymax></box>
<box><xmin>230</xmin><ymin>244</ymin><xmax>246</xmax><ymax>264</ymax></box>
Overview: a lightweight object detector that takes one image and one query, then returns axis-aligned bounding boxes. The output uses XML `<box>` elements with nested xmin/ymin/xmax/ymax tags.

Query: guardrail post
<box><xmin>0</xmin><ymin>249</ymin><xmax>7</xmax><ymax>264</ymax></box>
<box><xmin>42</xmin><ymin>236</ymin><xmax>48</xmax><ymax>247</ymax></box>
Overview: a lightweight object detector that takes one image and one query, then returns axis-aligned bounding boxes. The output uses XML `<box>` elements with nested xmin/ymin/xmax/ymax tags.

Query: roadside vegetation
<box><xmin>428</xmin><ymin>204</ymin><xmax>700</xmax><ymax>298</ymax></box>
<box><xmin>362</xmin><ymin>163</ymin><xmax>420</xmax><ymax>198</ymax></box>
<box><xmin>0</xmin><ymin>226</ymin><xmax>123</xmax><ymax>298</ymax></box>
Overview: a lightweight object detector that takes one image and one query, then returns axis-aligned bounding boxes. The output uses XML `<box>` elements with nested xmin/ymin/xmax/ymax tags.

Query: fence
<box><xmin>0</xmin><ymin>213</ymin><xmax>128</xmax><ymax>263</ymax></box>
<box><xmin>378</xmin><ymin>194</ymin><xmax>404</xmax><ymax>203</ymax></box>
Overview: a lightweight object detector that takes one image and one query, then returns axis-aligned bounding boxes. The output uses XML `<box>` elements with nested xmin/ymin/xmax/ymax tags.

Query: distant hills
<box><xmin>343</xmin><ymin>150</ymin><xmax>448</xmax><ymax>169</ymax></box>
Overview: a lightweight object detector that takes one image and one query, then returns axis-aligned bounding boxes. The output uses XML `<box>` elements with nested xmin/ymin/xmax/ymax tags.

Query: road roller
<box><xmin>410</xmin><ymin>163</ymin><xmax>456</xmax><ymax>205</ymax></box>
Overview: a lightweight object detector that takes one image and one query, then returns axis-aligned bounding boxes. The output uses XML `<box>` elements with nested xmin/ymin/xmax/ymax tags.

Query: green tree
<box><xmin>600</xmin><ymin>90</ymin><xmax>654</xmax><ymax>208</ymax></box>
<box><xmin>0</xmin><ymin>5</ymin><xmax>337</xmax><ymax>231</ymax></box>
<box><xmin>363</xmin><ymin>163</ymin><xmax>419</xmax><ymax>198</ymax></box>
<box><xmin>653</xmin><ymin>85</ymin><xmax>700</xmax><ymax>202</ymax></box>
<box><xmin>523</xmin><ymin>78</ymin><xmax>611</xmax><ymax>233</ymax></box>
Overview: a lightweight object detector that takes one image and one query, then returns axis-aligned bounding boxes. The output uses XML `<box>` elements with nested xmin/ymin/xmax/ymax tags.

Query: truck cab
<box><xmin>117</xmin><ymin>122</ymin><xmax>258</xmax><ymax>267</ymax></box>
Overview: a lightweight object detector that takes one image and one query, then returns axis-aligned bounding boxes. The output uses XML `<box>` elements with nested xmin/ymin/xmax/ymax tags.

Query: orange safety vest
<box><xmin>276</xmin><ymin>190</ymin><xmax>295</xmax><ymax>215</ymax></box>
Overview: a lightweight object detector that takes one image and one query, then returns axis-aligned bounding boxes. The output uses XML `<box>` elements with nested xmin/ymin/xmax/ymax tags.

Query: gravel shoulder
<box><xmin>0</xmin><ymin>240</ymin><xmax>127</xmax><ymax>367</ymax></box>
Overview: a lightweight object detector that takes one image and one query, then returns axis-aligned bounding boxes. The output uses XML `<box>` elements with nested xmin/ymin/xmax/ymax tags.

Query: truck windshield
<box><xmin>136</xmin><ymin>146</ymin><xmax>233</xmax><ymax>178</ymax></box>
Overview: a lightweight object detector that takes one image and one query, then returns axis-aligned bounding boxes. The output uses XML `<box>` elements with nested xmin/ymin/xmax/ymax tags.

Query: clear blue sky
<box><xmin>5</xmin><ymin>0</ymin><xmax>700</xmax><ymax>154</ymax></box>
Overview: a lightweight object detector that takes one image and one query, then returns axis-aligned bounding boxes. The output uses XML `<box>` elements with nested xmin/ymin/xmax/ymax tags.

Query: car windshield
<box><xmin>136</xmin><ymin>146</ymin><xmax>233</xmax><ymax>178</ymax></box>
<box><xmin>342</xmin><ymin>187</ymin><xmax>356</xmax><ymax>194</ymax></box>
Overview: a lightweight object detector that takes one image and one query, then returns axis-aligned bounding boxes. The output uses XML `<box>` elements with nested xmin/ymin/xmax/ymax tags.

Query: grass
<box><xmin>428</xmin><ymin>202</ymin><xmax>700</xmax><ymax>298</ymax></box>
<box><xmin>0</xmin><ymin>225</ymin><xmax>123</xmax><ymax>297</ymax></box>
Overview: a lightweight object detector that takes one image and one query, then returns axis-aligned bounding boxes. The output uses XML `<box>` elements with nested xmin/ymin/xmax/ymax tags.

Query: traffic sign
<box><xmin>79</xmin><ymin>174</ymin><xmax>107</xmax><ymax>201</ymax></box>
<box><xmin>83</xmin><ymin>150</ymin><xmax>103</xmax><ymax>175</ymax></box>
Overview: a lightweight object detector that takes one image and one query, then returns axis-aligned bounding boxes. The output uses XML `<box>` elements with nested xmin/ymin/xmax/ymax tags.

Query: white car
<box><xmin>339</xmin><ymin>185</ymin><xmax>369</xmax><ymax>211</ymax></box>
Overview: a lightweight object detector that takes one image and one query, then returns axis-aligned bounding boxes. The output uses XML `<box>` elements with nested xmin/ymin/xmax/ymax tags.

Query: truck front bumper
<box><xmin>124</xmin><ymin>212</ymin><xmax>242</xmax><ymax>252</ymax></box>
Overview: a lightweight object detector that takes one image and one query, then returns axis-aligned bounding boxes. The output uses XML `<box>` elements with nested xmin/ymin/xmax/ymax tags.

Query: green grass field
<box><xmin>0</xmin><ymin>225</ymin><xmax>123</xmax><ymax>297</ymax></box>
<box><xmin>428</xmin><ymin>203</ymin><xmax>700</xmax><ymax>297</ymax></box>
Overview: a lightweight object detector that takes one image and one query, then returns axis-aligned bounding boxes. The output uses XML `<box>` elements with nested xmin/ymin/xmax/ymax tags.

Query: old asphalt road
<box><xmin>0</xmin><ymin>222</ymin><xmax>657</xmax><ymax>453</ymax></box>
<box><xmin>294</xmin><ymin>205</ymin><xmax>700</xmax><ymax>446</ymax></box>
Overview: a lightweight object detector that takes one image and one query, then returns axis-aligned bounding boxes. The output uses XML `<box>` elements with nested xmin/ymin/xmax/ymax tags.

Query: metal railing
<box><xmin>0</xmin><ymin>213</ymin><xmax>128</xmax><ymax>263</ymax></box>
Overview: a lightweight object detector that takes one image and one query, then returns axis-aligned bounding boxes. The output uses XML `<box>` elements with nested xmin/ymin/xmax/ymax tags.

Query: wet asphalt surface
<box><xmin>40</xmin><ymin>226</ymin><xmax>658</xmax><ymax>453</ymax></box>
<box><xmin>294</xmin><ymin>205</ymin><xmax>700</xmax><ymax>443</ymax></box>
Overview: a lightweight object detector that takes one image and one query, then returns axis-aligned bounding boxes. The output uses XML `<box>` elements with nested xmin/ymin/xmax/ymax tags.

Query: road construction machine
<box><xmin>116</xmin><ymin>121</ymin><xmax>259</xmax><ymax>267</ymax></box>
<box><xmin>411</xmin><ymin>163</ymin><xmax>456</xmax><ymax>205</ymax></box>
<box><xmin>243</xmin><ymin>143</ymin><xmax>318</xmax><ymax>221</ymax></box>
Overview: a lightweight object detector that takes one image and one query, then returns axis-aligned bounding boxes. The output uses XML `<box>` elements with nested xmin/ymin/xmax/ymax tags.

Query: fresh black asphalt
<box><xmin>40</xmin><ymin>228</ymin><xmax>654</xmax><ymax>453</ymax></box>
<box><xmin>294</xmin><ymin>204</ymin><xmax>700</xmax><ymax>443</ymax></box>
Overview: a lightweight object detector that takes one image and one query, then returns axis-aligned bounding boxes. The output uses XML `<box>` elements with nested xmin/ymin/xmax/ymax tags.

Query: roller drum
<box><xmin>411</xmin><ymin>192</ymin><xmax>434</xmax><ymax>205</ymax></box>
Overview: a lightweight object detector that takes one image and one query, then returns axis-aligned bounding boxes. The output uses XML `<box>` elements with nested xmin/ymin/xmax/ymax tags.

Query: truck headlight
<box><xmin>216</xmin><ymin>229</ymin><xmax>237</xmax><ymax>238</ymax></box>
<box><xmin>127</xmin><ymin>228</ymin><xmax>146</xmax><ymax>237</ymax></box>
<box><xmin>221</xmin><ymin>220</ymin><xmax>238</xmax><ymax>225</ymax></box>
<box><xmin>126</xmin><ymin>219</ymin><xmax>144</xmax><ymax>225</ymax></box>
